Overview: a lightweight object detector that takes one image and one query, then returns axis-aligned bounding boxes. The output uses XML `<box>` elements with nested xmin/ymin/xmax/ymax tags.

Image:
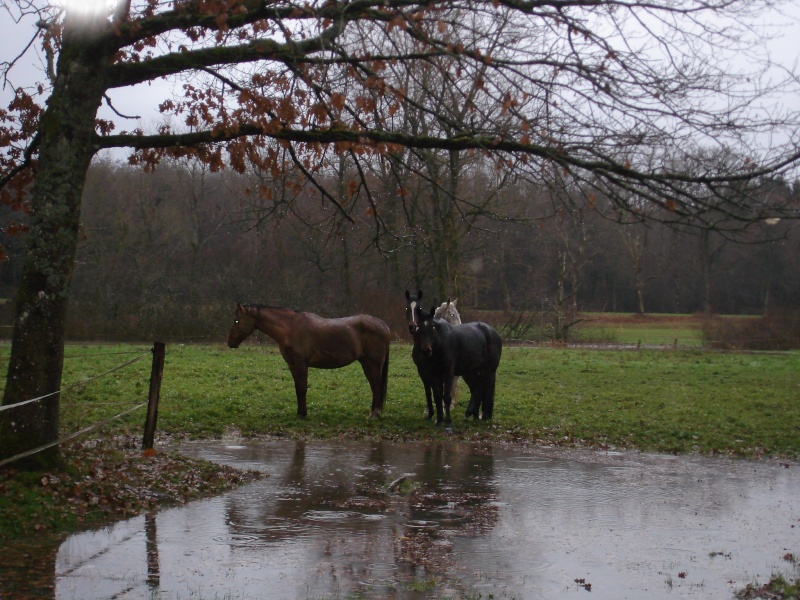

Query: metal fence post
<box><xmin>142</xmin><ymin>341</ymin><xmax>165</xmax><ymax>452</ymax></box>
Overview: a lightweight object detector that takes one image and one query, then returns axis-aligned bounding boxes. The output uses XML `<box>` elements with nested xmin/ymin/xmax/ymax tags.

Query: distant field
<box><xmin>574</xmin><ymin>312</ymin><xmax>767</xmax><ymax>347</ymax></box>
<box><xmin>575</xmin><ymin>312</ymin><xmax>708</xmax><ymax>347</ymax></box>
<box><xmin>467</xmin><ymin>310</ymin><xmax>758</xmax><ymax>348</ymax></box>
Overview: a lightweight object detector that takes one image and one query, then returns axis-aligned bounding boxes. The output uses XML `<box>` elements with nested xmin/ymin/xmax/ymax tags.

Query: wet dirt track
<box><xmin>6</xmin><ymin>440</ymin><xmax>800</xmax><ymax>599</ymax></box>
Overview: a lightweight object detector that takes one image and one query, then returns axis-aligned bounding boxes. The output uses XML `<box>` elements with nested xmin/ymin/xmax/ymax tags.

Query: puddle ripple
<box><xmin>302</xmin><ymin>509</ymin><xmax>378</xmax><ymax>523</ymax></box>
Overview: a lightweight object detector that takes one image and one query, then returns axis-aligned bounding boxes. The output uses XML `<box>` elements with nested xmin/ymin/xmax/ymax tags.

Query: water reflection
<box><xmin>0</xmin><ymin>441</ymin><xmax>797</xmax><ymax>599</ymax></box>
<box><xmin>145</xmin><ymin>512</ymin><xmax>159</xmax><ymax>590</ymax></box>
<box><xmin>210</xmin><ymin>440</ymin><xmax>499</xmax><ymax>597</ymax></box>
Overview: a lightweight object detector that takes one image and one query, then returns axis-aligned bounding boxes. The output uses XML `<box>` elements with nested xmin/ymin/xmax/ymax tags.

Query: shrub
<box><xmin>703</xmin><ymin>311</ymin><xmax>800</xmax><ymax>350</ymax></box>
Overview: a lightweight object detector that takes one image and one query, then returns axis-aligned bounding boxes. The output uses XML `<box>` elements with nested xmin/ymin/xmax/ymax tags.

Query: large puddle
<box><xmin>3</xmin><ymin>440</ymin><xmax>798</xmax><ymax>599</ymax></box>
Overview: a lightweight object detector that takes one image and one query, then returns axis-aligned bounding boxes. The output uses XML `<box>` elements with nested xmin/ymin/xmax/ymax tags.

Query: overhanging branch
<box><xmin>106</xmin><ymin>17</ymin><xmax>346</xmax><ymax>89</ymax></box>
<box><xmin>96</xmin><ymin>124</ymin><xmax>800</xmax><ymax>188</ymax></box>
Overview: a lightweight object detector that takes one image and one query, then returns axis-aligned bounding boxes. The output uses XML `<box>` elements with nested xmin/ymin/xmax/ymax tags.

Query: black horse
<box><xmin>407</xmin><ymin>299</ymin><xmax>502</xmax><ymax>428</ymax></box>
<box><xmin>405</xmin><ymin>289</ymin><xmax>437</xmax><ymax>418</ymax></box>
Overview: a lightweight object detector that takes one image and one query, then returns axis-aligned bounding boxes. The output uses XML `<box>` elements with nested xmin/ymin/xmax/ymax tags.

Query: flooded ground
<box><xmin>6</xmin><ymin>440</ymin><xmax>800</xmax><ymax>599</ymax></box>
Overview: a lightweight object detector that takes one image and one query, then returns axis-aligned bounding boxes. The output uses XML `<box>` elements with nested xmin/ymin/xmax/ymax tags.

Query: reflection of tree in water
<box><xmin>219</xmin><ymin>441</ymin><xmax>498</xmax><ymax>584</ymax></box>
<box><xmin>1</xmin><ymin>514</ymin><xmax>158</xmax><ymax>599</ymax></box>
<box><xmin>408</xmin><ymin>443</ymin><xmax>498</xmax><ymax>535</ymax></box>
<box><xmin>1</xmin><ymin>442</ymin><xmax>500</xmax><ymax>598</ymax></box>
<box><xmin>145</xmin><ymin>512</ymin><xmax>160</xmax><ymax>590</ymax></box>
<box><xmin>0</xmin><ymin>442</ymin><xmax>498</xmax><ymax>598</ymax></box>
<box><xmin>394</xmin><ymin>442</ymin><xmax>498</xmax><ymax>576</ymax></box>
<box><xmin>222</xmin><ymin>440</ymin><xmax>395</xmax><ymax>546</ymax></box>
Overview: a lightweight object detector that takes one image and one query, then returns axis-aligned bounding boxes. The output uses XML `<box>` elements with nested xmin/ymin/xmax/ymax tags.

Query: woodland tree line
<box><xmin>3</xmin><ymin>156</ymin><xmax>798</xmax><ymax>342</ymax></box>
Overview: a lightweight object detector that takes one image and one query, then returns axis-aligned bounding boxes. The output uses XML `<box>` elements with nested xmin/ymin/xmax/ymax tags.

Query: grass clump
<box><xmin>704</xmin><ymin>311</ymin><xmax>800</xmax><ymax>350</ymax></box>
<box><xmin>737</xmin><ymin>574</ymin><xmax>799</xmax><ymax>599</ymax></box>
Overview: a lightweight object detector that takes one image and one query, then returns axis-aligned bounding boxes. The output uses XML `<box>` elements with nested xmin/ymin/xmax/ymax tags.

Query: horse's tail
<box><xmin>380</xmin><ymin>345</ymin><xmax>390</xmax><ymax>407</ymax></box>
<box><xmin>381</xmin><ymin>344</ymin><xmax>392</xmax><ymax>402</ymax></box>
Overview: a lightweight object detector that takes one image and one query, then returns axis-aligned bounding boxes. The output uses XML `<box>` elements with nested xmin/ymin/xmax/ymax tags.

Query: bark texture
<box><xmin>1</xmin><ymin>23</ymin><xmax>107</xmax><ymax>467</ymax></box>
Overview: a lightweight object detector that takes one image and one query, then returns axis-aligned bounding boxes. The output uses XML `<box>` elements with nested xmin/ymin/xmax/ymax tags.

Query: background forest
<box><xmin>2</xmin><ymin>154</ymin><xmax>799</xmax><ymax>343</ymax></box>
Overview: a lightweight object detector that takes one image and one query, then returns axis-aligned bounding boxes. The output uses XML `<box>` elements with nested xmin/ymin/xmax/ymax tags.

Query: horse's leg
<box><xmin>286</xmin><ymin>361</ymin><xmax>309</xmax><ymax>418</ymax></box>
<box><xmin>424</xmin><ymin>381</ymin><xmax>434</xmax><ymax>420</ymax></box>
<box><xmin>480</xmin><ymin>370</ymin><xmax>497</xmax><ymax>420</ymax></box>
<box><xmin>416</xmin><ymin>364</ymin><xmax>434</xmax><ymax>419</ymax></box>
<box><xmin>359</xmin><ymin>357</ymin><xmax>384</xmax><ymax>419</ymax></box>
<box><xmin>380</xmin><ymin>346</ymin><xmax>389</xmax><ymax>412</ymax></box>
<box><xmin>432</xmin><ymin>377</ymin><xmax>445</xmax><ymax>427</ymax></box>
<box><xmin>442</xmin><ymin>374</ymin><xmax>454</xmax><ymax>430</ymax></box>
<box><xmin>462</xmin><ymin>373</ymin><xmax>481</xmax><ymax>419</ymax></box>
<box><xmin>450</xmin><ymin>375</ymin><xmax>460</xmax><ymax>410</ymax></box>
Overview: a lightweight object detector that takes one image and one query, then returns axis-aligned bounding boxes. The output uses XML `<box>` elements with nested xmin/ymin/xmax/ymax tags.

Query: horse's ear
<box><xmin>452</xmin><ymin>298</ymin><xmax>457</xmax><ymax>306</ymax></box>
<box><xmin>446</xmin><ymin>297</ymin><xmax>452</xmax><ymax>305</ymax></box>
<box><xmin>405</xmin><ymin>290</ymin><xmax>411</xmax><ymax>301</ymax></box>
<box><xmin>429</xmin><ymin>306</ymin><xmax>436</xmax><ymax>318</ymax></box>
<box><xmin>236</xmin><ymin>302</ymin><xmax>243</xmax><ymax>311</ymax></box>
<box><xmin>418</xmin><ymin>289</ymin><xmax>423</xmax><ymax>299</ymax></box>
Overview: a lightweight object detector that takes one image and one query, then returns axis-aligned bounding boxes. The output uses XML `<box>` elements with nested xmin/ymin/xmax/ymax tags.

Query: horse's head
<box><xmin>404</xmin><ymin>289</ymin><xmax>424</xmax><ymax>334</ymax></box>
<box><xmin>434</xmin><ymin>297</ymin><xmax>460</xmax><ymax>325</ymax></box>
<box><xmin>227</xmin><ymin>303</ymin><xmax>257</xmax><ymax>348</ymax></box>
<box><xmin>414</xmin><ymin>306</ymin><xmax>439</xmax><ymax>356</ymax></box>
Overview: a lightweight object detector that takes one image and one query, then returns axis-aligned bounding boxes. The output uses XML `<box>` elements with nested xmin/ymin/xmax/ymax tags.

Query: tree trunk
<box><xmin>635</xmin><ymin>283</ymin><xmax>646</xmax><ymax>316</ymax></box>
<box><xmin>335</xmin><ymin>156</ymin><xmax>352</xmax><ymax>309</ymax></box>
<box><xmin>0</xmin><ymin>25</ymin><xmax>106</xmax><ymax>468</ymax></box>
<box><xmin>761</xmin><ymin>243</ymin><xmax>775</xmax><ymax>316</ymax></box>
<box><xmin>700</xmin><ymin>228</ymin><xmax>713</xmax><ymax>317</ymax></box>
<box><xmin>554</xmin><ymin>251</ymin><xmax>568</xmax><ymax>341</ymax></box>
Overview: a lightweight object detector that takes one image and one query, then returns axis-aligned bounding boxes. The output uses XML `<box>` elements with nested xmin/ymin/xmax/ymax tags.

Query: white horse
<box><xmin>434</xmin><ymin>297</ymin><xmax>461</xmax><ymax>409</ymax></box>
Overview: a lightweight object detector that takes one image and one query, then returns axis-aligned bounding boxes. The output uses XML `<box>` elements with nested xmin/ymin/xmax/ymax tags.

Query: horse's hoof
<box><xmin>297</xmin><ymin>412</ymin><xmax>307</xmax><ymax>419</ymax></box>
<box><xmin>368</xmin><ymin>409</ymin><xmax>381</xmax><ymax>420</ymax></box>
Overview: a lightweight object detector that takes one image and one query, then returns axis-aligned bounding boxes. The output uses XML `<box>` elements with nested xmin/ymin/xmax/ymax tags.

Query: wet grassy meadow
<box><xmin>37</xmin><ymin>340</ymin><xmax>800</xmax><ymax>458</ymax></box>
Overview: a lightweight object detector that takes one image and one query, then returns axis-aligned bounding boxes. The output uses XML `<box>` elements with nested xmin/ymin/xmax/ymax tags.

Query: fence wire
<box><xmin>0</xmin><ymin>402</ymin><xmax>148</xmax><ymax>469</ymax></box>
<box><xmin>0</xmin><ymin>348</ymin><xmax>154</xmax><ymax>469</ymax></box>
<box><xmin>0</xmin><ymin>352</ymin><xmax>149</xmax><ymax>414</ymax></box>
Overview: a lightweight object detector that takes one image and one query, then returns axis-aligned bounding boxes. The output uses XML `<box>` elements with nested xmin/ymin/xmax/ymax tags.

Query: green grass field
<box><xmin>575</xmin><ymin>318</ymin><xmax>703</xmax><ymax>346</ymax></box>
<box><xmin>573</xmin><ymin>312</ymin><xmax>768</xmax><ymax>347</ymax></box>
<box><xmin>3</xmin><ymin>341</ymin><xmax>795</xmax><ymax>458</ymax></box>
<box><xmin>479</xmin><ymin>310</ymin><xmax>742</xmax><ymax>347</ymax></box>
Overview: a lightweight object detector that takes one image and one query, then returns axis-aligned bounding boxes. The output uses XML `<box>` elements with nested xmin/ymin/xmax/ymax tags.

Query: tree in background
<box><xmin>58</xmin><ymin>159</ymin><xmax>800</xmax><ymax>334</ymax></box>
<box><xmin>2</xmin><ymin>0</ymin><xmax>800</xmax><ymax>466</ymax></box>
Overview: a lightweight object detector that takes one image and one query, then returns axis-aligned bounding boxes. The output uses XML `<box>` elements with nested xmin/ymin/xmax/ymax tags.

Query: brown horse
<box><xmin>227</xmin><ymin>303</ymin><xmax>391</xmax><ymax>419</ymax></box>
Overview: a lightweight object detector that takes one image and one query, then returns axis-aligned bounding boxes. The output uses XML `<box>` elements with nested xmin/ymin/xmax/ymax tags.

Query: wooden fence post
<box><xmin>142</xmin><ymin>341</ymin><xmax>165</xmax><ymax>452</ymax></box>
